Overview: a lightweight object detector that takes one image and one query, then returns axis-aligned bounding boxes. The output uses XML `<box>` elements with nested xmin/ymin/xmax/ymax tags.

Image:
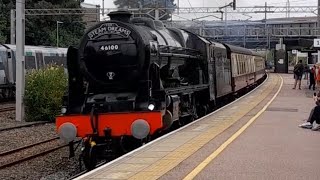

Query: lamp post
<box><xmin>16</xmin><ymin>0</ymin><xmax>25</xmax><ymax>122</ymax></box>
<box><xmin>56</xmin><ymin>21</ymin><xmax>63</xmax><ymax>47</ymax></box>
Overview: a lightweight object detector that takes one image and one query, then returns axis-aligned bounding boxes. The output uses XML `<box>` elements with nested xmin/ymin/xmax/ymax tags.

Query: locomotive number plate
<box><xmin>100</xmin><ymin>45</ymin><xmax>119</xmax><ymax>51</ymax></box>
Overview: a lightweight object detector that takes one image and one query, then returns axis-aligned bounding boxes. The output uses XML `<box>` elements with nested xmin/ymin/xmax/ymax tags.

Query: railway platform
<box><xmin>75</xmin><ymin>73</ymin><xmax>320</xmax><ymax>180</ymax></box>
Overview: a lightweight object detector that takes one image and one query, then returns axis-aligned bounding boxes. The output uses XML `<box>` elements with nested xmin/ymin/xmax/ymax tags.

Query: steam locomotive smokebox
<box><xmin>108</xmin><ymin>11</ymin><xmax>132</xmax><ymax>22</ymax></box>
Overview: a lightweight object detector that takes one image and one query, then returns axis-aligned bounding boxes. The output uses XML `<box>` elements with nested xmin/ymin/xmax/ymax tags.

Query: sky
<box><xmin>84</xmin><ymin>0</ymin><xmax>319</xmax><ymax>21</ymax></box>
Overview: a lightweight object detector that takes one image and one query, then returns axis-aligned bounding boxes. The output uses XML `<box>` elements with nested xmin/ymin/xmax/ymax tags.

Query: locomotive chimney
<box><xmin>108</xmin><ymin>10</ymin><xmax>132</xmax><ymax>23</ymax></box>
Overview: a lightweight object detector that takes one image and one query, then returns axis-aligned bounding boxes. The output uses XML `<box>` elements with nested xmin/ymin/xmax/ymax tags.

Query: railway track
<box><xmin>0</xmin><ymin>121</ymin><xmax>52</xmax><ymax>132</ymax></box>
<box><xmin>0</xmin><ymin>106</ymin><xmax>15</xmax><ymax>113</ymax></box>
<box><xmin>0</xmin><ymin>137</ymin><xmax>68</xmax><ymax>169</ymax></box>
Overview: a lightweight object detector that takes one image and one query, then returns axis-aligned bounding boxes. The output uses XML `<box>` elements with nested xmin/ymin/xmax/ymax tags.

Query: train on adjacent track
<box><xmin>55</xmin><ymin>11</ymin><xmax>266</xmax><ymax>170</ymax></box>
<box><xmin>0</xmin><ymin>44</ymin><xmax>67</xmax><ymax>99</ymax></box>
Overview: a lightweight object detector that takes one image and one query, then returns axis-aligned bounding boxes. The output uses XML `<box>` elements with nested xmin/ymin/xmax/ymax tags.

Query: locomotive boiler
<box><xmin>56</xmin><ymin>10</ymin><xmax>266</xmax><ymax>170</ymax></box>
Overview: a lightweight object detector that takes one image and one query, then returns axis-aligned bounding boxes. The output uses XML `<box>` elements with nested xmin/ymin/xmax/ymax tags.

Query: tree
<box><xmin>0</xmin><ymin>0</ymin><xmax>86</xmax><ymax>47</ymax></box>
<box><xmin>113</xmin><ymin>0</ymin><xmax>176</xmax><ymax>20</ymax></box>
<box><xmin>0</xmin><ymin>19</ymin><xmax>7</xmax><ymax>44</ymax></box>
<box><xmin>25</xmin><ymin>0</ymin><xmax>86</xmax><ymax>47</ymax></box>
<box><xmin>0</xmin><ymin>0</ymin><xmax>15</xmax><ymax>44</ymax></box>
<box><xmin>25</xmin><ymin>64</ymin><xmax>67</xmax><ymax>122</ymax></box>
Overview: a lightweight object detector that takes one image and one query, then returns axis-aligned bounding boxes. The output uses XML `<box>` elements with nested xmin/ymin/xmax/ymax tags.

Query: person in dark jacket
<box><xmin>299</xmin><ymin>91</ymin><xmax>320</xmax><ymax>131</ymax></box>
<box><xmin>309</xmin><ymin>65</ymin><xmax>316</xmax><ymax>90</ymax></box>
<box><xmin>293</xmin><ymin>60</ymin><xmax>304</xmax><ymax>90</ymax></box>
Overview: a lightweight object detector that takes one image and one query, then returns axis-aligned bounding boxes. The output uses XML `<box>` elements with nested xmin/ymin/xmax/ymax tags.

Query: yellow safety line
<box><xmin>183</xmin><ymin>75</ymin><xmax>283</xmax><ymax>180</ymax></box>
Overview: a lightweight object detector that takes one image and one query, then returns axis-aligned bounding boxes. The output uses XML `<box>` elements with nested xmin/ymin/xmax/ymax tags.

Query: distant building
<box><xmin>81</xmin><ymin>2</ymin><xmax>101</xmax><ymax>30</ymax></box>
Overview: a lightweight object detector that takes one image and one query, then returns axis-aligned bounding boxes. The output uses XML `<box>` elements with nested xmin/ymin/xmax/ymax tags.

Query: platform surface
<box><xmin>75</xmin><ymin>73</ymin><xmax>320</xmax><ymax>180</ymax></box>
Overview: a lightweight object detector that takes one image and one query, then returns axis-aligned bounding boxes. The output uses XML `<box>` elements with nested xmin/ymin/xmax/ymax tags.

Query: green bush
<box><xmin>24</xmin><ymin>65</ymin><xmax>67</xmax><ymax>122</ymax></box>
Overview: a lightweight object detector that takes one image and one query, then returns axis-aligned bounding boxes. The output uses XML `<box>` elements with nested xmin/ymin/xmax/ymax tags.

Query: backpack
<box><xmin>293</xmin><ymin>64</ymin><xmax>302</xmax><ymax>75</ymax></box>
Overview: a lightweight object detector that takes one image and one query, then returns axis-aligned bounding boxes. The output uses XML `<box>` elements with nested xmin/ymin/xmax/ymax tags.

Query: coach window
<box><xmin>239</xmin><ymin>55</ymin><xmax>243</xmax><ymax>75</ymax></box>
<box><xmin>25</xmin><ymin>56</ymin><xmax>36</xmax><ymax>69</ymax></box>
<box><xmin>241</xmin><ymin>56</ymin><xmax>244</xmax><ymax>74</ymax></box>
<box><xmin>233</xmin><ymin>54</ymin><xmax>238</xmax><ymax>76</ymax></box>
<box><xmin>55</xmin><ymin>56</ymin><xmax>65</xmax><ymax>66</ymax></box>
<box><xmin>241</xmin><ymin>56</ymin><xmax>244</xmax><ymax>75</ymax></box>
<box><xmin>239</xmin><ymin>55</ymin><xmax>242</xmax><ymax>75</ymax></box>
<box><xmin>251</xmin><ymin>57</ymin><xmax>255</xmax><ymax>72</ymax></box>
<box><xmin>247</xmin><ymin>56</ymin><xmax>250</xmax><ymax>73</ymax></box>
<box><xmin>237</xmin><ymin>55</ymin><xmax>240</xmax><ymax>75</ymax></box>
<box><xmin>242</xmin><ymin>59</ymin><xmax>245</xmax><ymax>74</ymax></box>
<box><xmin>243</xmin><ymin>57</ymin><xmax>246</xmax><ymax>74</ymax></box>
<box><xmin>248</xmin><ymin>57</ymin><xmax>250</xmax><ymax>73</ymax></box>
<box><xmin>238</xmin><ymin>56</ymin><xmax>241</xmax><ymax>75</ymax></box>
<box><xmin>251</xmin><ymin>57</ymin><xmax>253</xmax><ymax>73</ymax></box>
<box><xmin>250</xmin><ymin>58</ymin><xmax>253</xmax><ymax>72</ymax></box>
<box><xmin>44</xmin><ymin>56</ymin><xmax>54</xmax><ymax>66</ymax></box>
<box><xmin>242</xmin><ymin>56</ymin><xmax>245</xmax><ymax>74</ymax></box>
<box><xmin>246</xmin><ymin>56</ymin><xmax>249</xmax><ymax>73</ymax></box>
<box><xmin>248</xmin><ymin>57</ymin><xmax>251</xmax><ymax>73</ymax></box>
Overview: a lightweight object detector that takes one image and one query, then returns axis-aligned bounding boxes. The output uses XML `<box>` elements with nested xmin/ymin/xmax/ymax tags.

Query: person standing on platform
<box><xmin>293</xmin><ymin>60</ymin><xmax>304</xmax><ymax>90</ymax></box>
<box><xmin>309</xmin><ymin>65</ymin><xmax>316</xmax><ymax>90</ymax></box>
<box><xmin>304</xmin><ymin>65</ymin><xmax>309</xmax><ymax>80</ymax></box>
<box><xmin>299</xmin><ymin>91</ymin><xmax>320</xmax><ymax>131</ymax></box>
<box><xmin>316</xmin><ymin>66</ymin><xmax>320</xmax><ymax>88</ymax></box>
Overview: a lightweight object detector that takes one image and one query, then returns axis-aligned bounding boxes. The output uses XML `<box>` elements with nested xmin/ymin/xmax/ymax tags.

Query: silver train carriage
<box><xmin>0</xmin><ymin>44</ymin><xmax>67</xmax><ymax>98</ymax></box>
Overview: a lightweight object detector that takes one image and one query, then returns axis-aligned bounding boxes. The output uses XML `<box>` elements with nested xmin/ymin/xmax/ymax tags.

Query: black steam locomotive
<box><xmin>56</xmin><ymin>11</ymin><xmax>266</xmax><ymax>169</ymax></box>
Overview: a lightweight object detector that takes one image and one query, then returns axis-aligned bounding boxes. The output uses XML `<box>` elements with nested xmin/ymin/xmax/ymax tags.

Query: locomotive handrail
<box><xmin>159</xmin><ymin>45</ymin><xmax>200</xmax><ymax>54</ymax></box>
<box><xmin>87</xmin><ymin>37</ymin><xmax>131</xmax><ymax>42</ymax></box>
<box><xmin>165</xmin><ymin>84</ymin><xmax>209</xmax><ymax>95</ymax></box>
<box><xmin>159</xmin><ymin>53</ymin><xmax>202</xmax><ymax>59</ymax></box>
<box><xmin>158</xmin><ymin>45</ymin><xmax>203</xmax><ymax>59</ymax></box>
<box><xmin>159</xmin><ymin>45</ymin><xmax>200</xmax><ymax>52</ymax></box>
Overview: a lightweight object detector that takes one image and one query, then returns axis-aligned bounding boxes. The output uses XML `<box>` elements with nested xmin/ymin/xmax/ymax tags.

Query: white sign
<box><xmin>292</xmin><ymin>50</ymin><xmax>298</xmax><ymax>54</ymax></box>
<box><xmin>278</xmin><ymin>59</ymin><xmax>284</xmax><ymax>64</ymax></box>
<box><xmin>297</xmin><ymin>52</ymin><xmax>308</xmax><ymax>57</ymax></box>
<box><xmin>100</xmin><ymin>45</ymin><xmax>119</xmax><ymax>51</ymax></box>
<box><xmin>314</xmin><ymin>39</ymin><xmax>320</xmax><ymax>47</ymax></box>
<box><xmin>276</xmin><ymin>44</ymin><xmax>286</xmax><ymax>50</ymax></box>
<box><xmin>88</xmin><ymin>23</ymin><xmax>131</xmax><ymax>40</ymax></box>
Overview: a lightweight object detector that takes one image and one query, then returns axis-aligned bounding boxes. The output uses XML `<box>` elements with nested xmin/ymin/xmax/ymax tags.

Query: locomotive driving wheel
<box><xmin>1</xmin><ymin>88</ymin><xmax>10</xmax><ymax>99</ymax></box>
<box><xmin>197</xmin><ymin>104</ymin><xmax>208</xmax><ymax>118</ymax></box>
<box><xmin>82</xmin><ymin>140</ymin><xmax>98</xmax><ymax>170</ymax></box>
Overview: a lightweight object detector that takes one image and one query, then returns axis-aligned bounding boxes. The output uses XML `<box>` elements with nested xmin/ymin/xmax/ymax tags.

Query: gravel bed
<box><xmin>0</xmin><ymin>102</ymin><xmax>15</xmax><ymax>108</ymax></box>
<box><xmin>0</xmin><ymin>123</ymin><xmax>57</xmax><ymax>153</ymax></box>
<box><xmin>0</xmin><ymin>105</ymin><xmax>49</xmax><ymax>130</ymax></box>
<box><xmin>0</xmin><ymin>145</ymin><xmax>83</xmax><ymax>180</ymax></box>
<box><xmin>0</xmin><ymin>110</ymin><xmax>17</xmax><ymax>128</ymax></box>
<box><xmin>0</xmin><ymin>102</ymin><xmax>50</xmax><ymax>130</ymax></box>
<box><xmin>0</xmin><ymin>139</ymin><xmax>62</xmax><ymax>166</ymax></box>
<box><xmin>0</xmin><ymin>103</ymin><xmax>87</xmax><ymax>179</ymax></box>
